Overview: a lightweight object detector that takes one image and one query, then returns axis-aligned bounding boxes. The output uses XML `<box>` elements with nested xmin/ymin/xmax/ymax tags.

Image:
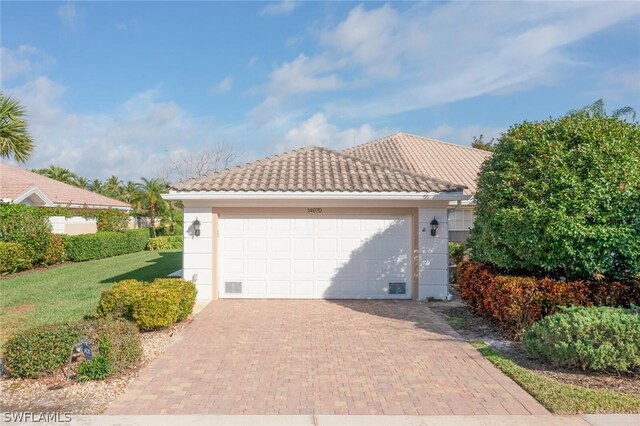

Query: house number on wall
<box><xmin>307</xmin><ymin>208</ymin><xmax>323</xmax><ymax>213</ymax></box>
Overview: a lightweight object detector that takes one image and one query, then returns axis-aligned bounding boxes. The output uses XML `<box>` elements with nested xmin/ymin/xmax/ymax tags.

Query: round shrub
<box><xmin>132</xmin><ymin>286</ymin><xmax>181</xmax><ymax>331</ymax></box>
<box><xmin>469</xmin><ymin>115</ymin><xmax>640</xmax><ymax>280</ymax></box>
<box><xmin>97</xmin><ymin>279</ymin><xmax>147</xmax><ymax>319</ymax></box>
<box><xmin>3</xmin><ymin>323</ymin><xmax>82</xmax><ymax>378</ymax></box>
<box><xmin>80</xmin><ymin>318</ymin><xmax>143</xmax><ymax>376</ymax></box>
<box><xmin>77</xmin><ymin>355</ymin><xmax>110</xmax><ymax>381</ymax></box>
<box><xmin>524</xmin><ymin>306</ymin><xmax>640</xmax><ymax>372</ymax></box>
<box><xmin>146</xmin><ymin>236</ymin><xmax>183</xmax><ymax>251</ymax></box>
<box><xmin>151</xmin><ymin>278</ymin><xmax>196</xmax><ymax>322</ymax></box>
<box><xmin>0</xmin><ymin>241</ymin><xmax>32</xmax><ymax>274</ymax></box>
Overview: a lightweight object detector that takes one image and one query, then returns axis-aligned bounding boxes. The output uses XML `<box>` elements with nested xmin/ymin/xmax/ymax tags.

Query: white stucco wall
<box><xmin>183</xmin><ymin>207</ymin><xmax>213</xmax><ymax>300</ymax></box>
<box><xmin>418</xmin><ymin>207</ymin><xmax>449</xmax><ymax>300</ymax></box>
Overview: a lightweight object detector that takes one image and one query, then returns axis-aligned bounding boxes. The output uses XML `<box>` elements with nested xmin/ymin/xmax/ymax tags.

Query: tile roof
<box><xmin>170</xmin><ymin>145</ymin><xmax>466</xmax><ymax>194</ymax></box>
<box><xmin>344</xmin><ymin>133</ymin><xmax>492</xmax><ymax>194</ymax></box>
<box><xmin>0</xmin><ymin>163</ymin><xmax>130</xmax><ymax>209</ymax></box>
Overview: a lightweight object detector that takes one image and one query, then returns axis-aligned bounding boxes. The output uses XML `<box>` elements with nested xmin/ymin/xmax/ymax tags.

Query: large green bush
<box><xmin>146</xmin><ymin>235</ymin><xmax>183</xmax><ymax>251</ymax></box>
<box><xmin>3</xmin><ymin>323</ymin><xmax>82</xmax><ymax>378</ymax></box>
<box><xmin>97</xmin><ymin>278</ymin><xmax>196</xmax><ymax>330</ymax></box>
<box><xmin>0</xmin><ymin>203</ymin><xmax>53</xmax><ymax>266</ymax></box>
<box><xmin>469</xmin><ymin>115</ymin><xmax>640</xmax><ymax>280</ymax></box>
<box><xmin>524</xmin><ymin>306</ymin><xmax>640</xmax><ymax>372</ymax></box>
<box><xmin>62</xmin><ymin>229</ymin><xmax>149</xmax><ymax>261</ymax></box>
<box><xmin>0</xmin><ymin>241</ymin><xmax>32</xmax><ymax>274</ymax></box>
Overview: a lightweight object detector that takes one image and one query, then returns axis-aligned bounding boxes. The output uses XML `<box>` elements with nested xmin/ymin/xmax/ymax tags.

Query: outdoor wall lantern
<box><xmin>193</xmin><ymin>217</ymin><xmax>201</xmax><ymax>237</ymax></box>
<box><xmin>430</xmin><ymin>217</ymin><xmax>439</xmax><ymax>236</ymax></box>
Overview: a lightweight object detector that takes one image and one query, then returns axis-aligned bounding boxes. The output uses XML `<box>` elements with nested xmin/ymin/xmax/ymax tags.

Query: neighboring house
<box><xmin>0</xmin><ymin>163</ymin><xmax>131</xmax><ymax>235</ymax></box>
<box><xmin>166</xmin><ymin>133</ymin><xmax>489</xmax><ymax>302</ymax></box>
<box><xmin>344</xmin><ymin>133</ymin><xmax>492</xmax><ymax>242</ymax></box>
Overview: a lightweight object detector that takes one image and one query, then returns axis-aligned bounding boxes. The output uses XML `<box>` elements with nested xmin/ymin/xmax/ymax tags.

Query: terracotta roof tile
<box><xmin>170</xmin><ymin>145</ymin><xmax>466</xmax><ymax>194</ymax></box>
<box><xmin>344</xmin><ymin>133</ymin><xmax>492</xmax><ymax>195</ymax></box>
<box><xmin>0</xmin><ymin>163</ymin><xmax>130</xmax><ymax>209</ymax></box>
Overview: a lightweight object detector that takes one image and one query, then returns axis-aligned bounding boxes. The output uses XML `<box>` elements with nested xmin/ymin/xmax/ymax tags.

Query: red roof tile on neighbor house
<box><xmin>0</xmin><ymin>163</ymin><xmax>130</xmax><ymax>209</ymax></box>
<box><xmin>344</xmin><ymin>133</ymin><xmax>492</xmax><ymax>195</ymax></box>
<box><xmin>170</xmin><ymin>145</ymin><xmax>466</xmax><ymax>193</ymax></box>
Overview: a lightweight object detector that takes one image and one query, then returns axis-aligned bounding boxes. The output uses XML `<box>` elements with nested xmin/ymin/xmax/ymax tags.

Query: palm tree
<box><xmin>569</xmin><ymin>98</ymin><xmax>636</xmax><ymax>121</ymax></box>
<box><xmin>0</xmin><ymin>93</ymin><xmax>34</xmax><ymax>163</ymax></box>
<box><xmin>121</xmin><ymin>181</ymin><xmax>141</xmax><ymax>208</ymax></box>
<box><xmin>136</xmin><ymin>177</ymin><xmax>168</xmax><ymax>235</ymax></box>
<box><xmin>34</xmin><ymin>165</ymin><xmax>78</xmax><ymax>185</ymax></box>
<box><xmin>74</xmin><ymin>176</ymin><xmax>90</xmax><ymax>189</ymax></box>
<box><xmin>89</xmin><ymin>179</ymin><xmax>104</xmax><ymax>193</ymax></box>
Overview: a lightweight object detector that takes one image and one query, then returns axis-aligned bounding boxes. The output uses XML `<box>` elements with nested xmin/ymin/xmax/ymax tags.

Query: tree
<box><xmin>569</xmin><ymin>98</ymin><xmax>636</xmax><ymax>122</ymax></box>
<box><xmin>73</xmin><ymin>176</ymin><xmax>89</xmax><ymax>189</ymax></box>
<box><xmin>136</xmin><ymin>177</ymin><xmax>168</xmax><ymax>235</ymax></box>
<box><xmin>468</xmin><ymin>114</ymin><xmax>640</xmax><ymax>280</ymax></box>
<box><xmin>89</xmin><ymin>179</ymin><xmax>104</xmax><ymax>193</ymax></box>
<box><xmin>471</xmin><ymin>134</ymin><xmax>497</xmax><ymax>152</ymax></box>
<box><xmin>104</xmin><ymin>175</ymin><xmax>123</xmax><ymax>196</ymax></box>
<box><xmin>0</xmin><ymin>93</ymin><xmax>34</xmax><ymax>163</ymax></box>
<box><xmin>33</xmin><ymin>165</ymin><xmax>78</xmax><ymax>185</ymax></box>
<box><xmin>166</xmin><ymin>142</ymin><xmax>239</xmax><ymax>181</ymax></box>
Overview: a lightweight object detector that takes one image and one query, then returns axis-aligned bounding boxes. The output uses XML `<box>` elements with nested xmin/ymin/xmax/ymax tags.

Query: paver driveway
<box><xmin>107</xmin><ymin>300</ymin><xmax>546</xmax><ymax>415</ymax></box>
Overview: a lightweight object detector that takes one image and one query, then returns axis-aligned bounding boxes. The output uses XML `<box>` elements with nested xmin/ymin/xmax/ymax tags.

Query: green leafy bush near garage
<box><xmin>97</xmin><ymin>278</ymin><xmax>196</xmax><ymax>331</ymax></box>
<box><xmin>524</xmin><ymin>306</ymin><xmax>640</xmax><ymax>372</ymax></box>
<box><xmin>469</xmin><ymin>115</ymin><xmax>640</xmax><ymax>280</ymax></box>
<box><xmin>146</xmin><ymin>235</ymin><xmax>183</xmax><ymax>251</ymax></box>
<box><xmin>62</xmin><ymin>229</ymin><xmax>149</xmax><ymax>261</ymax></box>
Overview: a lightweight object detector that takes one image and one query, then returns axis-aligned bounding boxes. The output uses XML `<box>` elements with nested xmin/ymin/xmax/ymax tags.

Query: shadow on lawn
<box><xmin>100</xmin><ymin>251</ymin><xmax>182</xmax><ymax>284</ymax></box>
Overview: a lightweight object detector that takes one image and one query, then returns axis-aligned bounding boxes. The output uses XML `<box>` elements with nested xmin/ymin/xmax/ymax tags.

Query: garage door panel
<box><xmin>219</xmin><ymin>214</ymin><xmax>412</xmax><ymax>299</ymax></box>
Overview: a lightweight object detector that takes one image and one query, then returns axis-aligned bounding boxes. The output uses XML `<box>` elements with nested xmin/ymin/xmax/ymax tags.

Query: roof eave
<box><xmin>163</xmin><ymin>190</ymin><xmax>470</xmax><ymax>202</ymax></box>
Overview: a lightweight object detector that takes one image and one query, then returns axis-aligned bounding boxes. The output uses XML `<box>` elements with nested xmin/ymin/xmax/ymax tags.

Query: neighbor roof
<box><xmin>0</xmin><ymin>163</ymin><xmax>130</xmax><ymax>209</ymax></box>
<box><xmin>170</xmin><ymin>145</ymin><xmax>466</xmax><ymax>194</ymax></box>
<box><xmin>344</xmin><ymin>133</ymin><xmax>492</xmax><ymax>195</ymax></box>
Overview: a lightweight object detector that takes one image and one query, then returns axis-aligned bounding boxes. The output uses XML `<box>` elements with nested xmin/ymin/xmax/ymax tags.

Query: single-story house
<box><xmin>0</xmin><ymin>162</ymin><xmax>131</xmax><ymax>235</ymax></box>
<box><xmin>165</xmin><ymin>133</ymin><xmax>490</xmax><ymax>301</ymax></box>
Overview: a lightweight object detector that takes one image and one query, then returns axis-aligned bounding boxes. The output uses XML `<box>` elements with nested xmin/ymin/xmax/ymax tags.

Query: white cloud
<box><xmin>0</xmin><ymin>45</ymin><xmax>54</xmax><ymax>83</ymax></box>
<box><xmin>279</xmin><ymin>112</ymin><xmax>393</xmax><ymax>152</ymax></box>
<box><xmin>6</xmin><ymin>77</ymin><xmax>228</xmax><ymax>181</ymax></box>
<box><xmin>57</xmin><ymin>2</ymin><xmax>83</xmax><ymax>29</ymax></box>
<box><xmin>247</xmin><ymin>55</ymin><xmax>258</xmax><ymax>68</ymax></box>
<box><xmin>257</xmin><ymin>2</ymin><xmax>640</xmax><ymax>120</ymax></box>
<box><xmin>260</xmin><ymin>1</ymin><xmax>299</xmax><ymax>17</ymax></box>
<box><xmin>211</xmin><ymin>76</ymin><xmax>233</xmax><ymax>94</ymax></box>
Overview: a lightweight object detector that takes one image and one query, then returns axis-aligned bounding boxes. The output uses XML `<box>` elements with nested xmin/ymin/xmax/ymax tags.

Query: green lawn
<box><xmin>0</xmin><ymin>250</ymin><xmax>182</xmax><ymax>346</ymax></box>
<box><xmin>472</xmin><ymin>341</ymin><xmax>640</xmax><ymax>414</ymax></box>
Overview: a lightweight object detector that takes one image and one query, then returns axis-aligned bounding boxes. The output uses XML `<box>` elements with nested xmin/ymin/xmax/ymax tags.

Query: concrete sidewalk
<box><xmin>9</xmin><ymin>414</ymin><xmax>637</xmax><ymax>426</ymax></box>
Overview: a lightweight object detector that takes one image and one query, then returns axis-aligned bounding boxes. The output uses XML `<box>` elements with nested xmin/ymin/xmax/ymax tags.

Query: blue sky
<box><xmin>2</xmin><ymin>1</ymin><xmax>639</xmax><ymax>180</ymax></box>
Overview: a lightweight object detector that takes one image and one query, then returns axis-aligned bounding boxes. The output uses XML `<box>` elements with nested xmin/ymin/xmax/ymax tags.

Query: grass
<box><xmin>444</xmin><ymin>315</ymin><xmax>468</xmax><ymax>329</ymax></box>
<box><xmin>472</xmin><ymin>341</ymin><xmax>640</xmax><ymax>414</ymax></box>
<box><xmin>0</xmin><ymin>250</ymin><xmax>182</xmax><ymax>347</ymax></box>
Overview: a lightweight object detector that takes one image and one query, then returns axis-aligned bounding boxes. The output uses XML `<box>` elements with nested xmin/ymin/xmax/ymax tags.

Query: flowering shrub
<box><xmin>96</xmin><ymin>209</ymin><xmax>129</xmax><ymax>232</ymax></box>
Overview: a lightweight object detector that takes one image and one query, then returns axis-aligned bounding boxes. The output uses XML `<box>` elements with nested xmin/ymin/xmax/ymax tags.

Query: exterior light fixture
<box><xmin>430</xmin><ymin>217</ymin><xmax>439</xmax><ymax>236</ymax></box>
<box><xmin>193</xmin><ymin>217</ymin><xmax>201</xmax><ymax>237</ymax></box>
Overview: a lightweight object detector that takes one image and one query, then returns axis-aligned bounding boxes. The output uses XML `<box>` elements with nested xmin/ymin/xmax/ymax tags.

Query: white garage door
<box><xmin>218</xmin><ymin>214</ymin><xmax>412</xmax><ymax>299</ymax></box>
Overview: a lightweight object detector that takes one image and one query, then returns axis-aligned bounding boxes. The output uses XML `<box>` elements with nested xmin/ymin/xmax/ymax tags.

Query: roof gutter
<box><xmin>163</xmin><ymin>190</ymin><xmax>470</xmax><ymax>202</ymax></box>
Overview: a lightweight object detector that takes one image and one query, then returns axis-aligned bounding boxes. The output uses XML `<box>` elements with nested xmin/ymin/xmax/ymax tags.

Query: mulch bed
<box><xmin>428</xmin><ymin>284</ymin><xmax>640</xmax><ymax>396</ymax></box>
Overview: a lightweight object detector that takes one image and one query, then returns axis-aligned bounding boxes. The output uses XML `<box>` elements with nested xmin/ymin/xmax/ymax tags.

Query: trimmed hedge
<box><xmin>524</xmin><ymin>307</ymin><xmax>640</xmax><ymax>372</ymax></box>
<box><xmin>97</xmin><ymin>278</ymin><xmax>196</xmax><ymax>331</ymax></box>
<box><xmin>44</xmin><ymin>234</ymin><xmax>66</xmax><ymax>265</ymax></box>
<box><xmin>146</xmin><ymin>235</ymin><xmax>183</xmax><ymax>251</ymax></box>
<box><xmin>0</xmin><ymin>242</ymin><xmax>32</xmax><ymax>274</ymax></box>
<box><xmin>62</xmin><ymin>229</ymin><xmax>149</xmax><ymax>261</ymax></box>
<box><xmin>458</xmin><ymin>261</ymin><xmax>640</xmax><ymax>336</ymax></box>
<box><xmin>3</xmin><ymin>323</ymin><xmax>82</xmax><ymax>378</ymax></box>
<box><xmin>0</xmin><ymin>203</ymin><xmax>52</xmax><ymax>266</ymax></box>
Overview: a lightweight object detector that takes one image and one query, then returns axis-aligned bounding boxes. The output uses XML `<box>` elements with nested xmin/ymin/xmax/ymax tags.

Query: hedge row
<box><xmin>62</xmin><ymin>229</ymin><xmax>150</xmax><ymax>261</ymax></box>
<box><xmin>146</xmin><ymin>236</ymin><xmax>183</xmax><ymax>251</ymax></box>
<box><xmin>458</xmin><ymin>261</ymin><xmax>640</xmax><ymax>336</ymax></box>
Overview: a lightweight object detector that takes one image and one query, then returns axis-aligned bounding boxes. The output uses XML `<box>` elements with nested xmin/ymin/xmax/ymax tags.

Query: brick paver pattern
<box><xmin>107</xmin><ymin>300</ymin><xmax>547</xmax><ymax>415</ymax></box>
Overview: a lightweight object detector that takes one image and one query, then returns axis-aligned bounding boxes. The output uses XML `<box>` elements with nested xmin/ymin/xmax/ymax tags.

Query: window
<box><xmin>448</xmin><ymin>209</ymin><xmax>475</xmax><ymax>231</ymax></box>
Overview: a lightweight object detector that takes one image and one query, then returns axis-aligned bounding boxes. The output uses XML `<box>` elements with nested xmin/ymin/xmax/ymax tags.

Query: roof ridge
<box><xmin>345</xmin><ymin>132</ymin><xmax>493</xmax><ymax>156</ymax></box>
<box><xmin>312</xmin><ymin>145</ymin><xmax>466</xmax><ymax>190</ymax></box>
